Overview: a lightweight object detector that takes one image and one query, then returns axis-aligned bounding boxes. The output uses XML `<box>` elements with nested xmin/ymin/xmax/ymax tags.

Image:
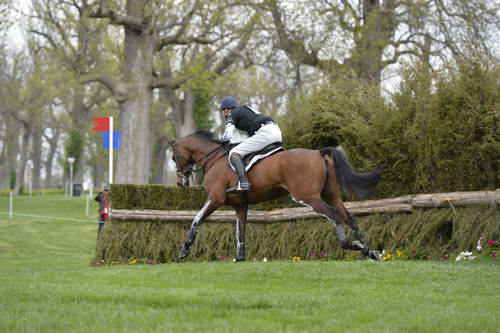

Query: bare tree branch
<box><xmin>87</xmin><ymin>6</ymin><xmax>144</xmax><ymax>30</ymax></box>
<box><xmin>213</xmin><ymin>13</ymin><xmax>261</xmax><ymax>74</ymax></box>
<box><xmin>80</xmin><ymin>73</ymin><xmax>128</xmax><ymax>102</ymax></box>
<box><xmin>267</xmin><ymin>0</ymin><xmax>342</xmax><ymax>72</ymax></box>
<box><xmin>150</xmin><ymin>76</ymin><xmax>189</xmax><ymax>90</ymax></box>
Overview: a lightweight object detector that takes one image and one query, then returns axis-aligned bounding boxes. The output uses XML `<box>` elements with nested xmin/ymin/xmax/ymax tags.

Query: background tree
<box><xmin>81</xmin><ymin>0</ymin><xmax>263</xmax><ymax>184</ymax></box>
<box><xmin>261</xmin><ymin>0</ymin><xmax>500</xmax><ymax>83</ymax></box>
<box><xmin>31</xmin><ymin>0</ymin><xmax>110</xmax><ymax>186</ymax></box>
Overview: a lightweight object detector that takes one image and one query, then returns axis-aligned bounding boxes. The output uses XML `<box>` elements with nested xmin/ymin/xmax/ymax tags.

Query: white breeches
<box><xmin>229</xmin><ymin>123</ymin><xmax>282</xmax><ymax>159</ymax></box>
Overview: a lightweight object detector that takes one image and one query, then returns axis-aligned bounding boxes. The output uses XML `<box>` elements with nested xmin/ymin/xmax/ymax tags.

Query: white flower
<box><xmin>263</xmin><ymin>258</ymin><xmax>268</xmax><ymax>262</ymax></box>
<box><xmin>476</xmin><ymin>237</ymin><xmax>484</xmax><ymax>252</ymax></box>
<box><xmin>455</xmin><ymin>251</ymin><xmax>476</xmax><ymax>261</ymax></box>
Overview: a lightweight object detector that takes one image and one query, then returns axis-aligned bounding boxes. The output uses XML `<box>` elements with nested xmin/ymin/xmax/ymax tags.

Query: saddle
<box><xmin>226</xmin><ymin>141</ymin><xmax>284</xmax><ymax>171</ymax></box>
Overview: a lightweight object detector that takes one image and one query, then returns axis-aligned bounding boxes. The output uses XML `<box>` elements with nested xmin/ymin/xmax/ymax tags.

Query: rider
<box><xmin>220</xmin><ymin>96</ymin><xmax>282</xmax><ymax>194</ymax></box>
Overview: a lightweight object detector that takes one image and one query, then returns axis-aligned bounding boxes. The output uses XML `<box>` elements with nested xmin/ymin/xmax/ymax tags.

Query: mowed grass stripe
<box><xmin>0</xmin><ymin>195</ymin><xmax>498</xmax><ymax>332</ymax></box>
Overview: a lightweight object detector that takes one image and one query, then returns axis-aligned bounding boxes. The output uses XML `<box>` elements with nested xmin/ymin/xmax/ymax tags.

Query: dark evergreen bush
<box><xmin>280</xmin><ymin>61</ymin><xmax>499</xmax><ymax>197</ymax></box>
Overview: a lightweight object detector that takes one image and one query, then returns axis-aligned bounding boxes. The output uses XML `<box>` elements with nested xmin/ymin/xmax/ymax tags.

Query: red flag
<box><xmin>91</xmin><ymin>117</ymin><xmax>110</xmax><ymax>131</ymax></box>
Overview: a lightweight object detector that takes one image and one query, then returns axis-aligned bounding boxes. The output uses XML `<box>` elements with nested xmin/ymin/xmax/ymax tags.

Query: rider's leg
<box><xmin>227</xmin><ymin>153</ymin><xmax>251</xmax><ymax>193</ymax></box>
<box><xmin>226</xmin><ymin>124</ymin><xmax>281</xmax><ymax>194</ymax></box>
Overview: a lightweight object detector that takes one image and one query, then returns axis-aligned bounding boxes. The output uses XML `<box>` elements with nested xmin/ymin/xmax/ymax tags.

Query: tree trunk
<box><xmin>165</xmin><ymin>87</ymin><xmax>197</xmax><ymax>138</ymax></box>
<box><xmin>44</xmin><ymin>128</ymin><xmax>60</xmax><ymax>188</ymax></box>
<box><xmin>153</xmin><ymin>137</ymin><xmax>169</xmax><ymax>184</ymax></box>
<box><xmin>72</xmin><ymin>93</ymin><xmax>90</xmax><ymax>184</ymax></box>
<box><xmin>92</xmin><ymin>159</ymin><xmax>106</xmax><ymax>190</ymax></box>
<box><xmin>14</xmin><ymin>126</ymin><xmax>31</xmax><ymax>195</ymax></box>
<box><xmin>31</xmin><ymin>120</ymin><xmax>43</xmax><ymax>190</ymax></box>
<box><xmin>114</xmin><ymin>25</ymin><xmax>154</xmax><ymax>184</ymax></box>
<box><xmin>0</xmin><ymin>117</ymin><xmax>7</xmax><ymax>189</ymax></box>
<box><xmin>349</xmin><ymin>0</ymin><xmax>396</xmax><ymax>82</ymax></box>
<box><xmin>1</xmin><ymin>112</ymin><xmax>20</xmax><ymax>189</ymax></box>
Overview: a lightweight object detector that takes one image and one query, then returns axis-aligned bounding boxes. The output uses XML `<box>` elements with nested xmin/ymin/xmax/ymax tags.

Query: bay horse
<box><xmin>168</xmin><ymin>131</ymin><xmax>382</xmax><ymax>261</ymax></box>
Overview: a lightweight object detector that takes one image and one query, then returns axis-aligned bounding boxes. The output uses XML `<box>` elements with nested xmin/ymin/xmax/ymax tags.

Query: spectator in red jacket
<box><xmin>94</xmin><ymin>186</ymin><xmax>110</xmax><ymax>234</ymax></box>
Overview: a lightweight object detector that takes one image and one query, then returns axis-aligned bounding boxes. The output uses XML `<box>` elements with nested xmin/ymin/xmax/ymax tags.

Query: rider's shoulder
<box><xmin>236</xmin><ymin>105</ymin><xmax>260</xmax><ymax>114</ymax></box>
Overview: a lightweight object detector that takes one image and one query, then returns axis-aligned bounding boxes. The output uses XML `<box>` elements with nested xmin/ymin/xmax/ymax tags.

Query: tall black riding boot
<box><xmin>227</xmin><ymin>154</ymin><xmax>251</xmax><ymax>194</ymax></box>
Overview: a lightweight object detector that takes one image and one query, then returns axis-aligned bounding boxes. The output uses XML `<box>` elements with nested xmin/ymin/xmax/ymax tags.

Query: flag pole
<box><xmin>109</xmin><ymin>116</ymin><xmax>113</xmax><ymax>185</ymax></box>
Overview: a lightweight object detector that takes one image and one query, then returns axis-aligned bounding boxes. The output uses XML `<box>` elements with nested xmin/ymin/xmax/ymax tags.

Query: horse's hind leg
<box><xmin>323</xmin><ymin>188</ymin><xmax>370</xmax><ymax>251</ymax></box>
<box><xmin>178</xmin><ymin>199</ymin><xmax>219</xmax><ymax>260</ymax></box>
<box><xmin>296</xmin><ymin>197</ymin><xmax>352</xmax><ymax>250</ymax></box>
<box><xmin>234</xmin><ymin>205</ymin><xmax>248</xmax><ymax>262</ymax></box>
<box><xmin>321</xmin><ymin>171</ymin><xmax>380</xmax><ymax>259</ymax></box>
<box><xmin>299</xmin><ymin>197</ymin><xmax>380</xmax><ymax>260</ymax></box>
<box><xmin>345</xmin><ymin>212</ymin><xmax>369</xmax><ymax>249</ymax></box>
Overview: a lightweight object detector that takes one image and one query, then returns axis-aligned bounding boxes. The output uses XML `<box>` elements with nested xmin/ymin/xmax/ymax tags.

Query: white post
<box><xmin>90</xmin><ymin>183</ymin><xmax>93</xmax><ymax>199</ymax></box>
<box><xmin>86</xmin><ymin>192</ymin><xmax>90</xmax><ymax>217</ymax></box>
<box><xmin>109</xmin><ymin>116</ymin><xmax>113</xmax><ymax>185</ymax></box>
<box><xmin>70</xmin><ymin>162</ymin><xmax>73</xmax><ymax>196</ymax></box>
<box><xmin>9</xmin><ymin>192</ymin><xmax>13</xmax><ymax>219</ymax></box>
<box><xmin>68</xmin><ymin>157</ymin><xmax>75</xmax><ymax>197</ymax></box>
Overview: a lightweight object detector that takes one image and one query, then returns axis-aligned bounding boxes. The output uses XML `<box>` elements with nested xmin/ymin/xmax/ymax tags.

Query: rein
<box><xmin>191</xmin><ymin>145</ymin><xmax>226</xmax><ymax>172</ymax></box>
<box><xmin>171</xmin><ymin>143</ymin><xmax>226</xmax><ymax>182</ymax></box>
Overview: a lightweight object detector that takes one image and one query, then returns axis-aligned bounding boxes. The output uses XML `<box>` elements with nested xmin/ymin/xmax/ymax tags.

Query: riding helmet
<box><xmin>220</xmin><ymin>96</ymin><xmax>239</xmax><ymax>110</ymax></box>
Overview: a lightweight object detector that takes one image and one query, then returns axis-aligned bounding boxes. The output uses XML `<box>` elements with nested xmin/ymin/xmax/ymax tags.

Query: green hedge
<box><xmin>94</xmin><ymin>184</ymin><xmax>499</xmax><ymax>264</ymax></box>
<box><xmin>109</xmin><ymin>184</ymin><xmax>300</xmax><ymax>211</ymax></box>
<box><xmin>94</xmin><ymin>206</ymin><xmax>498</xmax><ymax>264</ymax></box>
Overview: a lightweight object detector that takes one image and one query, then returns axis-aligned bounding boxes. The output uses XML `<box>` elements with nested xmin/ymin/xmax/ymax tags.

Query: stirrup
<box><xmin>226</xmin><ymin>181</ymin><xmax>251</xmax><ymax>194</ymax></box>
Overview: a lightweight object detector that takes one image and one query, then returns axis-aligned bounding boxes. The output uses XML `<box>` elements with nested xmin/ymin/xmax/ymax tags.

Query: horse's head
<box><xmin>168</xmin><ymin>139</ymin><xmax>193</xmax><ymax>188</ymax></box>
<box><xmin>168</xmin><ymin>131</ymin><xmax>225</xmax><ymax>187</ymax></box>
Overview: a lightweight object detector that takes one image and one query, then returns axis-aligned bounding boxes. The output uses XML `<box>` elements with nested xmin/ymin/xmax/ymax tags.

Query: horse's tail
<box><xmin>320</xmin><ymin>147</ymin><xmax>382</xmax><ymax>198</ymax></box>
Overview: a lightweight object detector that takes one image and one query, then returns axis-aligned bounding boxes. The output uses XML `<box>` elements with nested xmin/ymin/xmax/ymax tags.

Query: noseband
<box><xmin>170</xmin><ymin>143</ymin><xmax>225</xmax><ymax>183</ymax></box>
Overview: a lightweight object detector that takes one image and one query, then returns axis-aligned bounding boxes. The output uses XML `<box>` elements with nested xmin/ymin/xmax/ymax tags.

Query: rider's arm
<box><xmin>221</xmin><ymin>112</ymin><xmax>236</xmax><ymax>141</ymax></box>
<box><xmin>221</xmin><ymin>123</ymin><xmax>235</xmax><ymax>141</ymax></box>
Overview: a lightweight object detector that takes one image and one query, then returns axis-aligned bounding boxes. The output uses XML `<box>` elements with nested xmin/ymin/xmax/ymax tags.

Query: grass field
<box><xmin>0</xmin><ymin>195</ymin><xmax>498</xmax><ymax>333</ymax></box>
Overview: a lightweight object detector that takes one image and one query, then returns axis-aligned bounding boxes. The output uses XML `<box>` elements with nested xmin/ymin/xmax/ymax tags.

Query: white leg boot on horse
<box><xmin>234</xmin><ymin>205</ymin><xmax>248</xmax><ymax>262</ymax></box>
<box><xmin>178</xmin><ymin>199</ymin><xmax>220</xmax><ymax>261</ymax></box>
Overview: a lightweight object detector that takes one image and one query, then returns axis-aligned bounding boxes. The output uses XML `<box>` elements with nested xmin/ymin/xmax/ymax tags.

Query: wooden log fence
<box><xmin>111</xmin><ymin>189</ymin><xmax>499</xmax><ymax>223</ymax></box>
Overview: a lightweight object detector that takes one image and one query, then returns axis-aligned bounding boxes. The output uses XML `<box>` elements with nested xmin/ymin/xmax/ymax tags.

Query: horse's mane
<box><xmin>185</xmin><ymin>130</ymin><xmax>223</xmax><ymax>144</ymax></box>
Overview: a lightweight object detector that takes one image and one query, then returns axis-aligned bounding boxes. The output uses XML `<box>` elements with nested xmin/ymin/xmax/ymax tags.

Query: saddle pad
<box><xmin>241</xmin><ymin>142</ymin><xmax>284</xmax><ymax>172</ymax></box>
<box><xmin>244</xmin><ymin>146</ymin><xmax>284</xmax><ymax>172</ymax></box>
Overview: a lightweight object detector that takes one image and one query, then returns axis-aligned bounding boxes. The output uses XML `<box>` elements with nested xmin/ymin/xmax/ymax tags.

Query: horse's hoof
<box><xmin>368</xmin><ymin>250</ymin><xmax>382</xmax><ymax>261</ymax></box>
<box><xmin>177</xmin><ymin>246</ymin><xmax>189</xmax><ymax>261</ymax></box>
<box><xmin>352</xmin><ymin>240</ymin><xmax>368</xmax><ymax>250</ymax></box>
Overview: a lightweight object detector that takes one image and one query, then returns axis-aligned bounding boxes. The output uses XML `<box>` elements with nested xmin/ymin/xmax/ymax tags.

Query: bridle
<box><xmin>169</xmin><ymin>141</ymin><xmax>226</xmax><ymax>184</ymax></box>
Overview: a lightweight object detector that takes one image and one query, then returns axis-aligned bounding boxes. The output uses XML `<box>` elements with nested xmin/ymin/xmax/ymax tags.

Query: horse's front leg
<box><xmin>178</xmin><ymin>199</ymin><xmax>219</xmax><ymax>260</ymax></box>
<box><xmin>234</xmin><ymin>205</ymin><xmax>248</xmax><ymax>262</ymax></box>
